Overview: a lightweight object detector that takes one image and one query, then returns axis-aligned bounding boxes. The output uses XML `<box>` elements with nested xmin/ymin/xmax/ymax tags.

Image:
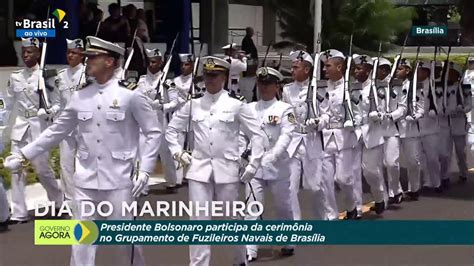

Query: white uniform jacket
<box><xmin>166</xmin><ymin>89</ymin><xmax>265</xmax><ymax>184</ymax></box>
<box><xmin>21</xmin><ymin>78</ymin><xmax>162</xmax><ymax>190</ymax></box>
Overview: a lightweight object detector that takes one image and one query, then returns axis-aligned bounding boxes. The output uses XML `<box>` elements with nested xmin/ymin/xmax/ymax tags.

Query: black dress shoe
<box><xmin>459</xmin><ymin>176</ymin><xmax>467</xmax><ymax>183</ymax></box>
<box><xmin>441</xmin><ymin>179</ymin><xmax>450</xmax><ymax>189</ymax></box>
<box><xmin>434</xmin><ymin>186</ymin><xmax>443</xmax><ymax>193</ymax></box>
<box><xmin>165</xmin><ymin>186</ymin><xmax>178</xmax><ymax>194</ymax></box>
<box><xmin>373</xmin><ymin>201</ymin><xmax>385</xmax><ymax>214</ymax></box>
<box><xmin>345</xmin><ymin>208</ymin><xmax>358</xmax><ymax>220</ymax></box>
<box><xmin>7</xmin><ymin>219</ymin><xmax>28</xmax><ymax>225</ymax></box>
<box><xmin>0</xmin><ymin>221</ymin><xmax>8</xmax><ymax>232</ymax></box>
<box><xmin>281</xmin><ymin>247</ymin><xmax>294</xmax><ymax>257</ymax></box>
<box><xmin>394</xmin><ymin>193</ymin><xmax>403</xmax><ymax>204</ymax></box>
<box><xmin>406</xmin><ymin>191</ymin><xmax>419</xmax><ymax>201</ymax></box>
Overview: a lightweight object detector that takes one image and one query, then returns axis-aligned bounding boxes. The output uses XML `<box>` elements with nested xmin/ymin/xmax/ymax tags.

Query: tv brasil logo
<box><xmin>35</xmin><ymin>220</ymin><xmax>98</xmax><ymax>245</ymax></box>
<box><xmin>16</xmin><ymin>8</ymin><xmax>68</xmax><ymax>38</ymax></box>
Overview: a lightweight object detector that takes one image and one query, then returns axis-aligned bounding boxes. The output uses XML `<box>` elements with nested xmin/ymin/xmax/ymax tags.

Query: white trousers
<box><xmin>362</xmin><ymin>144</ymin><xmax>388</xmax><ymax>203</ymax></box>
<box><xmin>289</xmin><ymin>157</ymin><xmax>302</xmax><ymax>220</ymax></box>
<box><xmin>400</xmin><ymin>137</ymin><xmax>422</xmax><ymax>192</ymax></box>
<box><xmin>10</xmin><ymin>136</ymin><xmax>62</xmax><ymax>221</ymax></box>
<box><xmin>59</xmin><ymin>135</ymin><xmax>77</xmax><ymax>201</ymax></box>
<box><xmin>239</xmin><ymin>77</ymin><xmax>257</xmax><ymax>103</ymax></box>
<box><xmin>0</xmin><ymin>176</ymin><xmax>9</xmax><ymax>222</ymax></box>
<box><xmin>245</xmin><ymin>177</ymin><xmax>293</xmax><ymax>258</ymax></box>
<box><xmin>439</xmin><ymin>129</ymin><xmax>468</xmax><ymax>179</ymax></box>
<box><xmin>71</xmin><ymin>187</ymin><xmax>145</xmax><ymax>266</ymax></box>
<box><xmin>420</xmin><ymin>134</ymin><xmax>441</xmax><ymax>188</ymax></box>
<box><xmin>384</xmin><ymin>136</ymin><xmax>403</xmax><ymax>197</ymax></box>
<box><xmin>352</xmin><ymin>142</ymin><xmax>363</xmax><ymax>214</ymax></box>
<box><xmin>322</xmin><ymin>148</ymin><xmax>357</xmax><ymax>212</ymax></box>
<box><xmin>188</xmin><ymin>179</ymin><xmax>246</xmax><ymax>266</ymax></box>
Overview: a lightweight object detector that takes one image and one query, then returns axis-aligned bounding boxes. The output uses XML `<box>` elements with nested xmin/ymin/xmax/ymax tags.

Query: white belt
<box><xmin>23</xmin><ymin>110</ymin><xmax>38</xmax><ymax>118</ymax></box>
<box><xmin>327</xmin><ymin>121</ymin><xmax>344</xmax><ymax>129</ymax></box>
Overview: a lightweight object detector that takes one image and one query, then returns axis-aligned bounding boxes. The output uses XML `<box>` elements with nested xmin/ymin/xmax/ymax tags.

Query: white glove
<box><xmin>37</xmin><ymin>108</ymin><xmax>51</xmax><ymax>119</ymax></box>
<box><xmin>305</xmin><ymin>118</ymin><xmax>319</xmax><ymax>129</ymax></box>
<box><xmin>240</xmin><ymin>164</ymin><xmax>257</xmax><ymax>183</ymax></box>
<box><xmin>150</xmin><ymin>100</ymin><xmax>163</xmax><ymax>110</ymax></box>
<box><xmin>369</xmin><ymin>111</ymin><xmax>381</xmax><ymax>122</ymax></box>
<box><xmin>405</xmin><ymin>115</ymin><xmax>414</xmax><ymax>121</ymax></box>
<box><xmin>383</xmin><ymin>113</ymin><xmax>392</xmax><ymax>120</ymax></box>
<box><xmin>428</xmin><ymin>110</ymin><xmax>437</xmax><ymax>117</ymax></box>
<box><xmin>132</xmin><ymin>171</ymin><xmax>149</xmax><ymax>198</ymax></box>
<box><xmin>4</xmin><ymin>153</ymin><xmax>25</xmax><ymax>170</ymax></box>
<box><xmin>174</xmin><ymin>151</ymin><xmax>192</xmax><ymax>167</ymax></box>
<box><xmin>261</xmin><ymin>153</ymin><xmax>277</xmax><ymax>168</ymax></box>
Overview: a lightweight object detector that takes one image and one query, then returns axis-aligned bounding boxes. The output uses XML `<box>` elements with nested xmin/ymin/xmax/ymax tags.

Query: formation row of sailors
<box><xmin>0</xmin><ymin>36</ymin><xmax>473</xmax><ymax>266</ymax></box>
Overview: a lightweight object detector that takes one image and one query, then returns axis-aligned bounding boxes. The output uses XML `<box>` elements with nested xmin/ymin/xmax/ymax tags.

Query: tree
<box><xmin>271</xmin><ymin>0</ymin><xmax>416</xmax><ymax>54</ymax></box>
<box><xmin>458</xmin><ymin>0</ymin><xmax>474</xmax><ymax>45</ymax></box>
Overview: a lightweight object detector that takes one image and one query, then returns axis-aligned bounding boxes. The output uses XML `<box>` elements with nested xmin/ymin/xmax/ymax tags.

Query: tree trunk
<box><xmin>460</xmin><ymin>0</ymin><xmax>474</xmax><ymax>45</ymax></box>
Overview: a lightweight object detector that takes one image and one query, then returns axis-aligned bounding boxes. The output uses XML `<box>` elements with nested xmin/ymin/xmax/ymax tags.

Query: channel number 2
<box><xmin>63</xmin><ymin>21</ymin><xmax>69</xmax><ymax>29</ymax></box>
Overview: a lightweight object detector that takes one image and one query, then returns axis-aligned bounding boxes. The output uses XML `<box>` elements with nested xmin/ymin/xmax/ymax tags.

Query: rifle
<box><xmin>343</xmin><ymin>34</ymin><xmax>354</xmax><ymax>128</ymax></box>
<box><xmin>387</xmin><ymin>34</ymin><xmax>409</xmax><ymax>113</ymax></box>
<box><xmin>369</xmin><ymin>42</ymin><xmax>382</xmax><ymax>113</ymax></box>
<box><xmin>38</xmin><ymin>6</ymin><xmax>52</xmax><ymax>116</ymax></box>
<box><xmin>121</xmin><ymin>28</ymin><xmax>138</xmax><ymax>80</ymax></box>
<box><xmin>77</xmin><ymin>22</ymin><xmax>101</xmax><ymax>89</ymax></box>
<box><xmin>305</xmin><ymin>33</ymin><xmax>321</xmax><ymax>124</ymax></box>
<box><xmin>428</xmin><ymin>47</ymin><xmax>439</xmax><ymax>115</ymax></box>
<box><xmin>407</xmin><ymin>46</ymin><xmax>421</xmax><ymax>119</ymax></box>
<box><xmin>154</xmin><ymin>32</ymin><xmax>179</xmax><ymax>128</ymax></box>
<box><xmin>183</xmin><ymin>43</ymin><xmax>204</xmax><ymax>155</ymax></box>
<box><xmin>252</xmin><ymin>42</ymin><xmax>272</xmax><ymax>101</ymax></box>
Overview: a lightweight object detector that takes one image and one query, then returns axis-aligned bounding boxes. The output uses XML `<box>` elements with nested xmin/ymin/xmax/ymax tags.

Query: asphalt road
<box><xmin>1</xmin><ymin>171</ymin><xmax>474</xmax><ymax>266</ymax></box>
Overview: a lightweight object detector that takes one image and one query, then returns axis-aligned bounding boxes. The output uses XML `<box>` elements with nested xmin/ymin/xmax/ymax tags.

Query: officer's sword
<box><xmin>131</xmin><ymin>160</ymin><xmax>140</xmax><ymax>266</ymax></box>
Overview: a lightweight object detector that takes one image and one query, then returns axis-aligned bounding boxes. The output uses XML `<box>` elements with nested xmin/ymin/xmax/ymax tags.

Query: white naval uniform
<box><xmin>282</xmin><ymin>79</ymin><xmax>309</xmax><ymax>220</ymax></box>
<box><xmin>439</xmin><ymin>83</ymin><xmax>472</xmax><ymax>180</ymax></box>
<box><xmin>244</xmin><ymin>98</ymin><xmax>295</xmax><ymax>258</ymax></box>
<box><xmin>463</xmin><ymin>69</ymin><xmax>474</xmax><ymax>147</ymax></box>
<box><xmin>21</xmin><ymin>77</ymin><xmax>161</xmax><ymax>266</ymax></box>
<box><xmin>166</xmin><ymin>89</ymin><xmax>265</xmax><ymax>266</ymax></box>
<box><xmin>173</xmin><ymin>73</ymin><xmax>194</xmax><ymax>184</ymax></box>
<box><xmin>0</xmin><ymin>93</ymin><xmax>9</xmax><ymax>223</ymax></box>
<box><xmin>7</xmin><ymin>64</ymin><xmax>63</xmax><ymax>221</ymax></box>
<box><xmin>318</xmin><ymin>78</ymin><xmax>358</xmax><ymax>214</ymax></box>
<box><xmin>418</xmin><ymin>79</ymin><xmax>441</xmax><ymax>188</ymax></box>
<box><xmin>228</xmin><ymin>57</ymin><xmax>247</xmax><ymax>95</ymax></box>
<box><xmin>136</xmin><ymin>70</ymin><xmax>181</xmax><ymax>186</ymax></box>
<box><xmin>398</xmin><ymin>79</ymin><xmax>424</xmax><ymax>192</ymax></box>
<box><xmin>381</xmin><ymin>76</ymin><xmax>406</xmax><ymax>198</ymax></box>
<box><xmin>56</xmin><ymin>64</ymin><xmax>85</xmax><ymax>200</ymax></box>
<box><xmin>351</xmin><ymin>78</ymin><xmax>387</xmax><ymax>205</ymax></box>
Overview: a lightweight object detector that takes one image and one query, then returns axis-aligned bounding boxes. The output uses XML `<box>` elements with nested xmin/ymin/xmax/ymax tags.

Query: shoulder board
<box><xmin>228</xmin><ymin>92</ymin><xmax>247</xmax><ymax>102</ymax></box>
<box><xmin>58</xmin><ymin>69</ymin><xmax>67</xmax><ymax>74</ymax></box>
<box><xmin>77</xmin><ymin>80</ymin><xmax>93</xmax><ymax>90</ymax></box>
<box><xmin>119</xmin><ymin>80</ymin><xmax>138</xmax><ymax>90</ymax></box>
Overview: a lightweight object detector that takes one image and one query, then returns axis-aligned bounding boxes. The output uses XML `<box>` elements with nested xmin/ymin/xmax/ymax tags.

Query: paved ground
<box><xmin>1</xmin><ymin>170</ymin><xmax>474</xmax><ymax>266</ymax></box>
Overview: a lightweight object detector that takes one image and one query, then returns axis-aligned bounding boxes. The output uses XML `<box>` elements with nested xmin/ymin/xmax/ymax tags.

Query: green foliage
<box><xmin>272</xmin><ymin>0</ymin><xmax>416</xmax><ymax>53</ymax></box>
<box><xmin>1</xmin><ymin>144</ymin><xmax>60</xmax><ymax>189</ymax></box>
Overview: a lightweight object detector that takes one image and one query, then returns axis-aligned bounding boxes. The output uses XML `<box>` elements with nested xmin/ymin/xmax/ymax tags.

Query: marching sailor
<box><xmin>281</xmin><ymin>50</ymin><xmax>313</xmax><ymax>220</ymax></box>
<box><xmin>136</xmin><ymin>48</ymin><xmax>181</xmax><ymax>192</ymax></box>
<box><xmin>244</xmin><ymin>67</ymin><xmax>296</xmax><ymax>261</ymax></box>
<box><xmin>351</xmin><ymin>55</ymin><xmax>387</xmax><ymax>214</ymax></box>
<box><xmin>377</xmin><ymin>58</ymin><xmax>405</xmax><ymax>204</ymax></box>
<box><xmin>416</xmin><ymin>61</ymin><xmax>442</xmax><ymax>192</ymax></box>
<box><xmin>5</xmin><ymin>37</ymin><xmax>62</xmax><ymax>224</ymax></box>
<box><xmin>166</xmin><ymin>56</ymin><xmax>265</xmax><ymax>266</ymax></box>
<box><xmin>4</xmin><ymin>36</ymin><xmax>161</xmax><ymax>266</ymax></box>
<box><xmin>223</xmin><ymin>43</ymin><xmax>247</xmax><ymax>96</ymax></box>
<box><xmin>56</xmin><ymin>38</ymin><xmax>86</xmax><ymax>202</ymax></box>
<box><xmin>307</xmin><ymin>49</ymin><xmax>358</xmax><ymax>219</ymax></box>
<box><xmin>396</xmin><ymin>59</ymin><xmax>423</xmax><ymax>200</ymax></box>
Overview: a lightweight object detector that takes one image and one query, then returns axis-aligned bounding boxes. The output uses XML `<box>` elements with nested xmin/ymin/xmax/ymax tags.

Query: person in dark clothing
<box><xmin>241</xmin><ymin>27</ymin><xmax>258</xmax><ymax>78</ymax></box>
<box><xmin>98</xmin><ymin>3</ymin><xmax>130</xmax><ymax>43</ymax></box>
<box><xmin>241</xmin><ymin>27</ymin><xmax>258</xmax><ymax>60</ymax></box>
<box><xmin>123</xmin><ymin>4</ymin><xmax>139</xmax><ymax>34</ymax></box>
